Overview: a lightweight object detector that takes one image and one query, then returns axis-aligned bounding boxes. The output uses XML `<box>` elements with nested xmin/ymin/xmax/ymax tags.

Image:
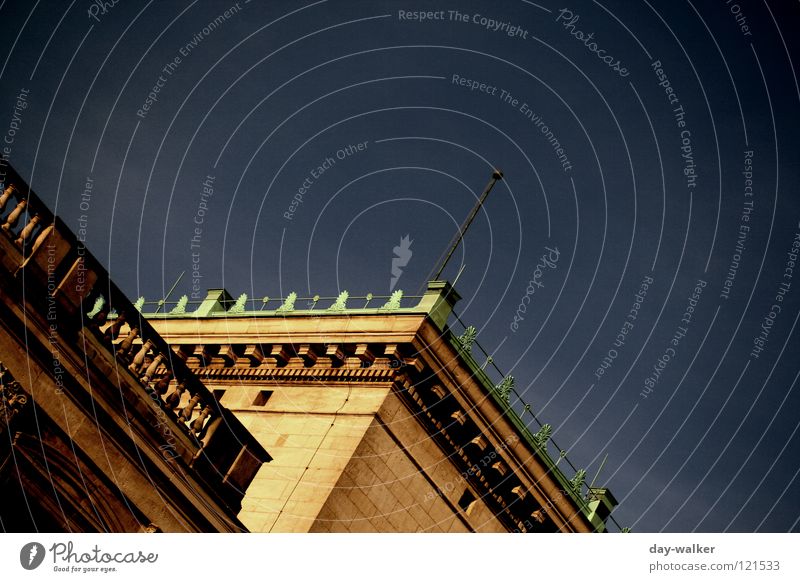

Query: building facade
<box><xmin>0</xmin><ymin>164</ymin><xmax>618</xmax><ymax>533</ymax></box>
<box><xmin>143</xmin><ymin>285</ymin><xmax>618</xmax><ymax>533</ymax></box>
<box><xmin>0</xmin><ymin>166</ymin><xmax>270</xmax><ymax>532</ymax></box>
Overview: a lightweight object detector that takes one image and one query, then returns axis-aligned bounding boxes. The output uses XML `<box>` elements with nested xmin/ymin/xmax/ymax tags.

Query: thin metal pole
<box><xmin>433</xmin><ymin>169</ymin><xmax>503</xmax><ymax>281</ymax></box>
<box><xmin>589</xmin><ymin>453</ymin><xmax>609</xmax><ymax>489</ymax></box>
<box><xmin>155</xmin><ymin>271</ymin><xmax>185</xmax><ymax>313</ymax></box>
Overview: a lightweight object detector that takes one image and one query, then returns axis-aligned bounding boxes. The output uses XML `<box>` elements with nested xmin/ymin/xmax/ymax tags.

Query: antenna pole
<box><xmin>589</xmin><ymin>453</ymin><xmax>609</xmax><ymax>489</ymax></box>
<box><xmin>155</xmin><ymin>271</ymin><xmax>185</xmax><ymax>314</ymax></box>
<box><xmin>432</xmin><ymin>170</ymin><xmax>503</xmax><ymax>281</ymax></box>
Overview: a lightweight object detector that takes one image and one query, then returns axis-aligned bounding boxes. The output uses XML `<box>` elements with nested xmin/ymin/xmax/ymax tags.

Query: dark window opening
<box><xmin>458</xmin><ymin>489</ymin><xmax>477</xmax><ymax>515</ymax></box>
<box><xmin>252</xmin><ymin>390</ymin><xmax>273</xmax><ymax>406</ymax></box>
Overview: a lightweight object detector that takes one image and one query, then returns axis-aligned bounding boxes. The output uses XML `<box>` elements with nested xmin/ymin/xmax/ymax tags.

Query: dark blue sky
<box><xmin>1</xmin><ymin>0</ymin><xmax>799</xmax><ymax>532</ymax></box>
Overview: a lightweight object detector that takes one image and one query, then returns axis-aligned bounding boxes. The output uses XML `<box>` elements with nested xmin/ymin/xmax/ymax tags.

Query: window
<box><xmin>252</xmin><ymin>390</ymin><xmax>273</xmax><ymax>406</ymax></box>
<box><xmin>458</xmin><ymin>489</ymin><xmax>477</xmax><ymax>515</ymax></box>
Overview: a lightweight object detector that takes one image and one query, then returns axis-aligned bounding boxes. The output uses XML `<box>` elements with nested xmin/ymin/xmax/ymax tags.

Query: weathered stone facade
<box><xmin>0</xmin><ymin>166</ymin><xmax>270</xmax><ymax>532</ymax></box>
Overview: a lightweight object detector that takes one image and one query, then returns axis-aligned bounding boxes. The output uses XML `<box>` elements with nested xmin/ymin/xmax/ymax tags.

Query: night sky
<box><xmin>1</xmin><ymin>0</ymin><xmax>799</xmax><ymax>533</ymax></box>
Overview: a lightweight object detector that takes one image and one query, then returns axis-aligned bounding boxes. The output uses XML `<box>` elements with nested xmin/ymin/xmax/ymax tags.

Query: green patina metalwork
<box><xmin>570</xmin><ymin>469</ymin><xmax>587</xmax><ymax>493</ymax></box>
<box><xmin>380</xmin><ymin>289</ymin><xmax>403</xmax><ymax>309</ymax></box>
<box><xmin>495</xmin><ymin>375</ymin><xmax>514</xmax><ymax>403</ymax></box>
<box><xmin>327</xmin><ymin>291</ymin><xmax>349</xmax><ymax>311</ymax></box>
<box><xmin>133</xmin><ymin>297</ymin><xmax>145</xmax><ymax>312</ymax></box>
<box><xmin>170</xmin><ymin>295</ymin><xmax>188</xmax><ymax>314</ymax></box>
<box><xmin>276</xmin><ymin>292</ymin><xmax>297</xmax><ymax>313</ymax></box>
<box><xmin>533</xmin><ymin>424</ymin><xmax>552</xmax><ymax>447</ymax></box>
<box><xmin>87</xmin><ymin>295</ymin><xmax>105</xmax><ymax>318</ymax></box>
<box><xmin>170</xmin><ymin>295</ymin><xmax>189</xmax><ymax>315</ymax></box>
<box><xmin>457</xmin><ymin>325</ymin><xmax>477</xmax><ymax>352</ymax></box>
<box><xmin>229</xmin><ymin>293</ymin><xmax>248</xmax><ymax>313</ymax></box>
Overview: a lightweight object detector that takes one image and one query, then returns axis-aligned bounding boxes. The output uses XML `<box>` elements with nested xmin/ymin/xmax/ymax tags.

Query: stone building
<box><xmin>0</xmin><ymin>166</ymin><xmax>270</xmax><ymax>532</ymax></box>
<box><xmin>0</xmin><ymin>164</ymin><xmax>618</xmax><ymax>533</ymax></box>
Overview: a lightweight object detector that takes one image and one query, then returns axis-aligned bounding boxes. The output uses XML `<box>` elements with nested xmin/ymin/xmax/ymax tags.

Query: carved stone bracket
<box><xmin>0</xmin><ymin>362</ymin><xmax>29</xmax><ymax>436</ymax></box>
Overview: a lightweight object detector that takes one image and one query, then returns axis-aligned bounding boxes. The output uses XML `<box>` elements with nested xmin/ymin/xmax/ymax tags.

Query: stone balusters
<box><xmin>191</xmin><ymin>405</ymin><xmax>212</xmax><ymax>436</ymax></box>
<box><xmin>14</xmin><ymin>214</ymin><xmax>40</xmax><ymax>246</ymax></box>
<box><xmin>104</xmin><ymin>312</ymin><xmax>127</xmax><ymax>342</ymax></box>
<box><xmin>116</xmin><ymin>326</ymin><xmax>139</xmax><ymax>357</ymax></box>
<box><xmin>153</xmin><ymin>370</ymin><xmax>172</xmax><ymax>396</ymax></box>
<box><xmin>179</xmin><ymin>393</ymin><xmax>201</xmax><ymax>423</ymax></box>
<box><xmin>87</xmin><ymin>300</ymin><xmax>220</xmax><ymax>448</ymax></box>
<box><xmin>128</xmin><ymin>339</ymin><xmax>154</xmax><ymax>375</ymax></box>
<box><xmin>140</xmin><ymin>352</ymin><xmax>164</xmax><ymax>383</ymax></box>
<box><xmin>2</xmin><ymin>199</ymin><xmax>27</xmax><ymax>231</ymax></box>
<box><xmin>165</xmin><ymin>381</ymin><xmax>186</xmax><ymax>410</ymax></box>
<box><xmin>0</xmin><ymin>185</ymin><xmax>45</xmax><ymax>253</ymax></box>
<box><xmin>174</xmin><ymin>390</ymin><xmax>215</xmax><ymax>439</ymax></box>
<box><xmin>0</xmin><ymin>184</ymin><xmax>15</xmax><ymax>213</ymax></box>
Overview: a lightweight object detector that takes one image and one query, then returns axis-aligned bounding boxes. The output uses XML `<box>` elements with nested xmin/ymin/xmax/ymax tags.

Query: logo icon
<box><xmin>390</xmin><ymin>234</ymin><xmax>413</xmax><ymax>291</ymax></box>
<box><xmin>20</xmin><ymin>542</ymin><xmax>46</xmax><ymax>570</ymax></box>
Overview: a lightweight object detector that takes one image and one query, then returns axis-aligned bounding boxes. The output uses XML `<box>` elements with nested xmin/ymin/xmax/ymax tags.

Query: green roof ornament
<box><xmin>87</xmin><ymin>295</ymin><xmax>105</xmax><ymax>319</ymax></box>
<box><xmin>133</xmin><ymin>296</ymin><xmax>145</xmax><ymax>312</ymax></box>
<box><xmin>533</xmin><ymin>424</ymin><xmax>552</xmax><ymax>447</ymax></box>
<box><xmin>276</xmin><ymin>292</ymin><xmax>297</xmax><ymax>313</ymax></box>
<box><xmin>457</xmin><ymin>325</ymin><xmax>477</xmax><ymax>352</ymax></box>
<box><xmin>495</xmin><ymin>375</ymin><xmax>514</xmax><ymax>403</ymax></box>
<box><xmin>328</xmin><ymin>290</ymin><xmax>349</xmax><ymax>311</ymax></box>
<box><xmin>620</xmin><ymin>527</ymin><xmax>632</xmax><ymax>533</ymax></box>
<box><xmin>229</xmin><ymin>293</ymin><xmax>248</xmax><ymax>313</ymax></box>
<box><xmin>171</xmin><ymin>295</ymin><xmax>188</xmax><ymax>314</ymax></box>
<box><xmin>380</xmin><ymin>289</ymin><xmax>403</xmax><ymax>310</ymax></box>
<box><xmin>570</xmin><ymin>468</ymin><xmax>587</xmax><ymax>493</ymax></box>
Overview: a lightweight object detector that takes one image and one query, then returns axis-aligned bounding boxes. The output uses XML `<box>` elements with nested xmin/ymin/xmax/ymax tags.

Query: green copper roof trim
<box><xmin>275</xmin><ymin>292</ymin><xmax>297</xmax><ymax>313</ymax></box>
<box><xmin>327</xmin><ymin>291</ymin><xmax>349</xmax><ymax>311</ymax></box>
<box><xmin>139</xmin><ymin>282</ymin><xmax>456</xmax><ymax>330</ymax></box>
<box><xmin>87</xmin><ymin>295</ymin><xmax>105</xmax><ymax>319</ymax></box>
<box><xmin>533</xmin><ymin>424</ymin><xmax>552</xmax><ymax>447</ymax></box>
<box><xmin>494</xmin><ymin>375</ymin><xmax>514</xmax><ymax>403</ymax></box>
<box><xmin>570</xmin><ymin>468</ymin><xmax>587</xmax><ymax>494</ymax></box>
<box><xmin>380</xmin><ymin>289</ymin><xmax>403</xmax><ymax>310</ymax></box>
<box><xmin>229</xmin><ymin>293</ymin><xmax>248</xmax><ymax>313</ymax></box>
<box><xmin>171</xmin><ymin>295</ymin><xmax>188</xmax><ymax>314</ymax></box>
<box><xmin>445</xmin><ymin>327</ymin><xmax>595</xmax><ymax>523</ymax></box>
<box><xmin>457</xmin><ymin>325</ymin><xmax>477</xmax><ymax>353</ymax></box>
